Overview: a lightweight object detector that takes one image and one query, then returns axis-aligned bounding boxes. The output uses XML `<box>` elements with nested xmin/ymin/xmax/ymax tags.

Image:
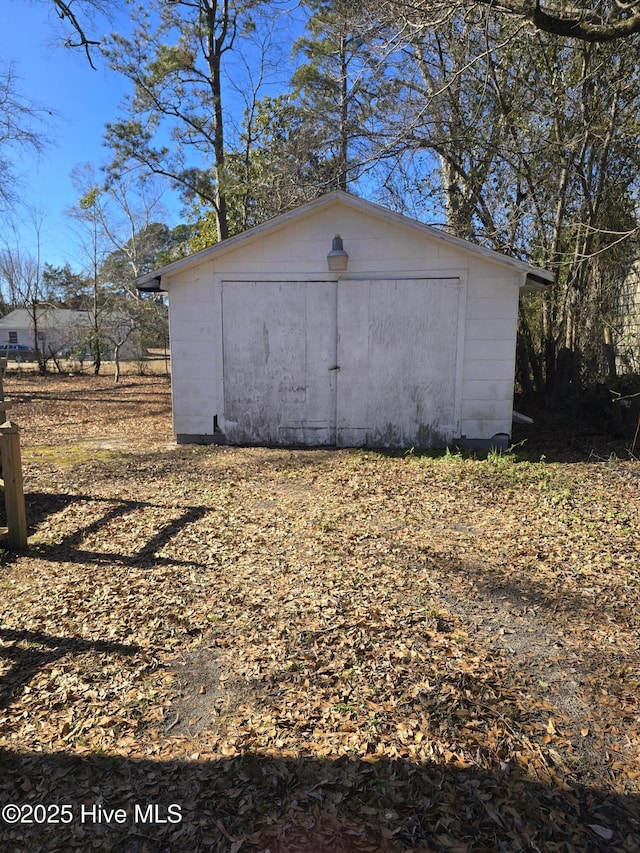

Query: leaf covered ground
<box><xmin>0</xmin><ymin>374</ymin><xmax>638</xmax><ymax>852</ymax></box>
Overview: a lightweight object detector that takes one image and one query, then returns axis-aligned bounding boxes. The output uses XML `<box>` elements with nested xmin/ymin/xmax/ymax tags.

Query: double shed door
<box><xmin>221</xmin><ymin>278</ymin><xmax>462</xmax><ymax>447</ymax></box>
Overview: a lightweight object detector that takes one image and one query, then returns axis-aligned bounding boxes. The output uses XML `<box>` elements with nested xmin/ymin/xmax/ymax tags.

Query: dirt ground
<box><xmin>0</xmin><ymin>373</ymin><xmax>638</xmax><ymax>852</ymax></box>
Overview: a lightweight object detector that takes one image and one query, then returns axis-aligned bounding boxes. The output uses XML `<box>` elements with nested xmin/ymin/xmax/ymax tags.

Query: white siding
<box><xmin>462</xmin><ymin>380</ymin><xmax>514</xmax><ymax>400</ymax></box>
<box><xmin>465</xmin><ymin>340</ymin><xmax>514</xmax><ymax>362</ymax></box>
<box><xmin>467</xmin><ymin>296</ymin><xmax>517</xmax><ymax>319</ymax></box>
<box><xmin>168</xmin><ymin>269</ymin><xmax>219</xmax><ymax>437</ymax></box>
<box><xmin>461</xmin><ymin>418</ymin><xmax>510</xmax><ymax>440</ymax></box>
<box><xmin>464</xmin><ymin>359</ymin><xmax>515</xmax><ymax>381</ymax></box>
<box><xmin>215</xmin><ymin>208</ymin><xmax>457</xmax><ymax>279</ymax></box>
<box><xmin>460</xmin><ymin>270</ymin><xmax>519</xmax><ymax>439</ymax></box>
<box><xmin>466</xmin><ymin>318</ymin><xmax>515</xmax><ymax>341</ymax></box>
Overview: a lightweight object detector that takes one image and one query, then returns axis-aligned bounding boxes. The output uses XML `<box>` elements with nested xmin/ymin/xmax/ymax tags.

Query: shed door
<box><xmin>336</xmin><ymin>278</ymin><xmax>462</xmax><ymax>447</ymax></box>
<box><xmin>222</xmin><ymin>277</ymin><xmax>462</xmax><ymax>447</ymax></box>
<box><xmin>222</xmin><ymin>280</ymin><xmax>337</xmax><ymax>445</ymax></box>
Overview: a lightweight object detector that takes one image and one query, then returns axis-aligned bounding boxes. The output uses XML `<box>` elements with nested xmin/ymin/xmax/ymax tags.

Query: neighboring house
<box><xmin>138</xmin><ymin>190</ymin><xmax>553</xmax><ymax>449</ymax></box>
<box><xmin>0</xmin><ymin>308</ymin><xmax>139</xmax><ymax>362</ymax></box>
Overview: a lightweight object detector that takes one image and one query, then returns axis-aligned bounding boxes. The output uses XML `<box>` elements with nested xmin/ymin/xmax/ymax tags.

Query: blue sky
<box><xmin>1</xmin><ymin>2</ymin><xmax>302</xmax><ymax>272</ymax></box>
<box><xmin>0</xmin><ymin>2</ymin><xmax>137</xmax><ymax>268</ymax></box>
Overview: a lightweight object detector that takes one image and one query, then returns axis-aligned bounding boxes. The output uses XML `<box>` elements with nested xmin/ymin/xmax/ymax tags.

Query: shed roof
<box><xmin>137</xmin><ymin>190</ymin><xmax>554</xmax><ymax>292</ymax></box>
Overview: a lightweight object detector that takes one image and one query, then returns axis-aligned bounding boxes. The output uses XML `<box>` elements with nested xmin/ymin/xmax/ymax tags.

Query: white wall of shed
<box><xmin>460</xmin><ymin>271</ymin><xmax>520</xmax><ymax>440</ymax></box>
<box><xmin>167</xmin><ymin>261</ymin><xmax>220</xmax><ymax>437</ymax></box>
<box><xmin>166</xmin><ymin>203</ymin><xmax>522</xmax><ymax>444</ymax></box>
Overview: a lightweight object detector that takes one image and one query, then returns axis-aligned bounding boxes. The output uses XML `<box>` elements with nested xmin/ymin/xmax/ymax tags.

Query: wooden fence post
<box><xmin>0</xmin><ymin>421</ymin><xmax>27</xmax><ymax>549</ymax></box>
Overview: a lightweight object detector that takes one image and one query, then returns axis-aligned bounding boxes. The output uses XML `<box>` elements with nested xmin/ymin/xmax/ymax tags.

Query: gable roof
<box><xmin>0</xmin><ymin>308</ymin><xmax>93</xmax><ymax>329</ymax></box>
<box><xmin>137</xmin><ymin>190</ymin><xmax>554</xmax><ymax>292</ymax></box>
<box><xmin>0</xmin><ymin>308</ymin><xmax>133</xmax><ymax>329</ymax></box>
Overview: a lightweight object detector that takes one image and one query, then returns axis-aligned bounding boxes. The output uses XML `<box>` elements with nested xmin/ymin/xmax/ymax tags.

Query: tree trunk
<box><xmin>204</xmin><ymin>0</ymin><xmax>230</xmax><ymax>241</ymax></box>
<box><xmin>338</xmin><ymin>29</ymin><xmax>349</xmax><ymax>192</ymax></box>
<box><xmin>518</xmin><ymin>308</ymin><xmax>545</xmax><ymax>399</ymax></box>
<box><xmin>114</xmin><ymin>343</ymin><xmax>121</xmax><ymax>384</ymax></box>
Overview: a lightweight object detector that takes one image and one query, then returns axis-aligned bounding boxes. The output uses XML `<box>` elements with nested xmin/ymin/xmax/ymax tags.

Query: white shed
<box><xmin>138</xmin><ymin>191</ymin><xmax>552</xmax><ymax>449</ymax></box>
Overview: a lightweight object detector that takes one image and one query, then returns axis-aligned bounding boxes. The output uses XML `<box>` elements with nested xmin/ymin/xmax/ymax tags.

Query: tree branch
<box><xmin>389</xmin><ymin>1</ymin><xmax>640</xmax><ymax>41</ymax></box>
<box><xmin>480</xmin><ymin>0</ymin><xmax>640</xmax><ymax>42</ymax></box>
<box><xmin>51</xmin><ymin>0</ymin><xmax>105</xmax><ymax>68</ymax></box>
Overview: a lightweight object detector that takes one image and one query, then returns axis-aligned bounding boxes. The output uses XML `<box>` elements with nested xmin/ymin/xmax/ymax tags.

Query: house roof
<box><xmin>0</xmin><ymin>308</ymin><xmax>94</xmax><ymax>329</ymax></box>
<box><xmin>137</xmin><ymin>190</ymin><xmax>554</xmax><ymax>292</ymax></box>
<box><xmin>0</xmin><ymin>308</ymin><xmax>134</xmax><ymax>329</ymax></box>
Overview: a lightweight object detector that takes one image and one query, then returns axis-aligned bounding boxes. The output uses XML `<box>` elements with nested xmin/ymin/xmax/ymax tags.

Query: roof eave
<box><xmin>522</xmin><ymin>270</ymin><xmax>554</xmax><ymax>292</ymax></box>
<box><xmin>137</xmin><ymin>276</ymin><xmax>165</xmax><ymax>293</ymax></box>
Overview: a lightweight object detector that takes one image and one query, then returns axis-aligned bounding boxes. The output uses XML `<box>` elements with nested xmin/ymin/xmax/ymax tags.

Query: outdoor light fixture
<box><xmin>327</xmin><ymin>234</ymin><xmax>349</xmax><ymax>271</ymax></box>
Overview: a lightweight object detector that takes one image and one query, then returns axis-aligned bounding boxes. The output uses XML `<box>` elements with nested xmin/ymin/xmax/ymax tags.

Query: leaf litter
<box><xmin>0</xmin><ymin>374</ymin><xmax>638</xmax><ymax>851</ymax></box>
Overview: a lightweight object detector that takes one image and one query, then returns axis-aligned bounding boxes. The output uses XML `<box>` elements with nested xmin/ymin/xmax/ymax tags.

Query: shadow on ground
<box><xmin>22</xmin><ymin>491</ymin><xmax>210</xmax><ymax>570</ymax></box>
<box><xmin>0</xmin><ymin>747</ymin><xmax>638</xmax><ymax>852</ymax></box>
<box><xmin>0</xmin><ymin>629</ymin><xmax>140</xmax><ymax>711</ymax></box>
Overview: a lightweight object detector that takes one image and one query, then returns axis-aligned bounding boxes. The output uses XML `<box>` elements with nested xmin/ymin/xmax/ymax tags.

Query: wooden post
<box><xmin>0</xmin><ymin>421</ymin><xmax>27</xmax><ymax>549</ymax></box>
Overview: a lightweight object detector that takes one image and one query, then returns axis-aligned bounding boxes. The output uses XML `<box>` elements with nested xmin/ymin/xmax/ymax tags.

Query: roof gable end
<box><xmin>137</xmin><ymin>190</ymin><xmax>553</xmax><ymax>290</ymax></box>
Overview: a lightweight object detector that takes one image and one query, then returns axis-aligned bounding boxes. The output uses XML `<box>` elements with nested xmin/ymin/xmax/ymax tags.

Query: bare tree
<box><xmin>373</xmin><ymin>5</ymin><xmax>639</xmax><ymax>396</ymax></box>
<box><xmin>0</xmin><ymin>61</ymin><xmax>50</xmax><ymax>215</ymax></box>
<box><xmin>101</xmin><ymin>311</ymin><xmax>137</xmax><ymax>383</ymax></box>
<box><xmin>476</xmin><ymin>0</ymin><xmax>640</xmax><ymax>43</ymax></box>
<box><xmin>68</xmin><ymin>164</ymin><xmax>173</xmax><ymax>378</ymax></box>
<box><xmin>67</xmin><ymin>164</ymin><xmax>131</xmax><ymax>374</ymax></box>
<box><xmin>0</xmin><ymin>215</ymin><xmax>49</xmax><ymax>373</ymax></box>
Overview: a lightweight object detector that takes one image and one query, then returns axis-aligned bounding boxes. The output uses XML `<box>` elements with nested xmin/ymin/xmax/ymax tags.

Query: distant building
<box><xmin>0</xmin><ymin>307</ymin><xmax>139</xmax><ymax>361</ymax></box>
